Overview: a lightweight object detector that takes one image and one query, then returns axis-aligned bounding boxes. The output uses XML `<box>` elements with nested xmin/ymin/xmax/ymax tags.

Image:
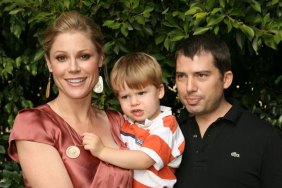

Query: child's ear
<box><xmin>158</xmin><ymin>84</ymin><xmax>165</xmax><ymax>99</ymax></box>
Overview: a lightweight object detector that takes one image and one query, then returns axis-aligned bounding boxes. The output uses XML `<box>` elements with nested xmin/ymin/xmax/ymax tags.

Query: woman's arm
<box><xmin>83</xmin><ymin>132</ymin><xmax>155</xmax><ymax>170</ymax></box>
<box><xmin>16</xmin><ymin>141</ymin><xmax>74</xmax><ymax>188</ymax></box>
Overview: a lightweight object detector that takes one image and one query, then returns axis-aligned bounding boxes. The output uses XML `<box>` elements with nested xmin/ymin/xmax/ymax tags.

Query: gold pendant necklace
<box><xmin>66</xmin><ymin>145</ymin><xmax>80</xmax><ymax>159</ymax></box>
<box><xmin>64</xmin><ymin>120</ymin><xmax>83</xmax><ymax>159</ymax></box>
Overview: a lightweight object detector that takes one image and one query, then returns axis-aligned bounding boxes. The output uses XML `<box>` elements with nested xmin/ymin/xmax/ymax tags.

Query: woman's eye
<box><xmin>81</xmin><ymin>54</ymin><xmax>90</xmax><ymax>60</ymax></box>
<box><xmin>56</xmin><ymin>55</ymin><xmax>66</xmax><ymax>62</ymax></box>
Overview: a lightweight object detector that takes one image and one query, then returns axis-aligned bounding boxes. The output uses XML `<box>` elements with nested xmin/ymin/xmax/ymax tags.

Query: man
<box><xmin>174</xmin><ymin>33</ymin><xmax>282</xmax><ymax>188</ymax></box>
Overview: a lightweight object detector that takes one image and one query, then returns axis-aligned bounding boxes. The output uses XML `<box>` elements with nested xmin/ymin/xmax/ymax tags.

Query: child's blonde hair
<box><xmin>110</xmin><ymin>52</ymin><xmax>163</xmax><ymax>95</ymax></box>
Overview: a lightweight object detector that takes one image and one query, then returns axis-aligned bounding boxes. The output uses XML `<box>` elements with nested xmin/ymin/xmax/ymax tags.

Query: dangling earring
<box><xmin>45</xmin><ymin>73</ymin><xmax>51</xmax><ymax>98</ymax></box>
<box><xmin>93</xmin><ymin>76</ymin><xmax>103</xmax><ymax>93</ymax></box>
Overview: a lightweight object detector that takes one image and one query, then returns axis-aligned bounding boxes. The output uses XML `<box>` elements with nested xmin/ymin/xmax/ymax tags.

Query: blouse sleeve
<box><xmin>8</xmin><ymin>108</ymin><xmax>57</xmax><ymax>162</ymax></box>
<box><xmin>105</xmin><ymin>110</ymin><xmax>127</xmax><ymax>149</ymax></box>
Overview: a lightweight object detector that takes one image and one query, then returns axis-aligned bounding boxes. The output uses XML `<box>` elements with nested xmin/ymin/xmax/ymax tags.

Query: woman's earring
<box><xmin>93</xmin><ymin>76</ymin><xmax>103</xmax><ymax>93</ymax></box>
<box><xmin>45</xmin><ymin>73</ymin><xmax>51</xmax><ymax>98</ymax></box>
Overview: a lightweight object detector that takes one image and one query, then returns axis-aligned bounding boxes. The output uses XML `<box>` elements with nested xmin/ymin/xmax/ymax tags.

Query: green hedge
<box><xmin>0</xmin><ymin>0</ymin><xmax>281</xmax><ymax>187</ymax></box>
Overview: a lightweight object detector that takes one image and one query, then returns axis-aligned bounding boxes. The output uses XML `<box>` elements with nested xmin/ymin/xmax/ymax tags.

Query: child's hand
<box><xmin>82</xmin><ymin>132</ymin><xmax>104</xmax><ymax>157</ymax></box>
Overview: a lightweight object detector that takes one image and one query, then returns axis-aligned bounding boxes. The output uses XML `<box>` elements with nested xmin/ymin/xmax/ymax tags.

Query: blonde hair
<box><xmin>110</xmin><ymin>52</ymin><xmax>163</xmax><ymax>95</ymax></box>
<box><xmin>43</xmin><ymin>11</ymin><xmax>104</xmax><ymax>59</ymax></box>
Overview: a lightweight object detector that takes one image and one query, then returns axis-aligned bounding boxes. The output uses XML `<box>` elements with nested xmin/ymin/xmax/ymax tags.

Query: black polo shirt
<box><xmin>175</xmin><ymin>99</ymin><xmax>282</xmax><ymax>188</ymax></box>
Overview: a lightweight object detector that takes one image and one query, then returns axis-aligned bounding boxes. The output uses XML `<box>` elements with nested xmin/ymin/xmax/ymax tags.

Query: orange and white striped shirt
<box><xmin>121</xmin><ymin>106</ymin><xmax>185</xmax><ymax>188</ymax></box>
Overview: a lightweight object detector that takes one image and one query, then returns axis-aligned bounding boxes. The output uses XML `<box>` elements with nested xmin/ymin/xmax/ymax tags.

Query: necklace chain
<box><xmin>63</xmin><ymin>120</ymin><xmax>84</xmax><ymax>147</ymax></box>
<box><xmin>54</xmin><ymin>100</ymin><xmax>94</xmax><ymax>159</ymax></box>
<box><xmin>55</xmin><ymin>100</ymin><xmax>93</xmax><ymax>147</ymax></box>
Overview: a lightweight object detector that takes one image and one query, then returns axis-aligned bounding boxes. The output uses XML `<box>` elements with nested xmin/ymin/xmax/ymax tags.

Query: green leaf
<box><xmin>155</xmin><ymin>34</ymin><xmax>166</xmax><ymax>45</ymax></box>
<box><xmin>185</xmin><ymin>7</ymin><xmax>202</xmax><ymax>15</ymax></box>
<box><xmin>251</xmin><ymin>1</ymin><xmax>261</xmax><ymax>13</ymax></box>
<box><xmin>164</xmin><ymin>37</ymin><xmax>170</xmax><ymax>50</ymax></box>
<box><xmin>275</xmin><ymin>75</ymin><xmax>282</xmax><ymax>85</ymax></box>
<box><xmin>143</xmin><ymin>7</ymin><xmax>154</xmax><ymax>18</ymax></box>
<box><xmin>252</xmin><ymin>36</ymin><xmax>259</xmax><ymax>54</ymax></box>
<box><xmin>9</xmin><ymin>8</ymin><xmax>24</xmax><ymax>15</ymax></box>
<box><xmin>170</xmin><ymin>35</ymin><xmax>185</xmax><ymax>42</ymax></box>
<box><xmin>162</xmin><ymin>8</ymin><xmax>169</xmax><ymax>14</ymax></box>
<box><xmin>219</xmin><ymin>0</ymin><xmax>225</xmax><ymax>8</ymax></box>
<box><xmin>10</xmin><ymin>22</ymin><xmax>22</xmax><ymax>39</ymax></box>
<box><xmin>211</xmin><ymin>8</ymin><xmax>222</xmax><ymax>15</ymax></box>
<box><xmin>4</xmin><ymin>103</ymin><xmax>12</xmax><ymax>114</ymax></box>
<box><xmin>132</xmin><ymin>0</ymin><xmax>140</xmax><ymax>9</ymax></box>
<box><xmin>193</xmin><ymin>27</ymin><xmax>211</xmax><ymax>35</ymax></box>
<box><xmin>103</xmin><ymin>20</ymin><xmax>121</xmax><ymax>29</ymax></box>
<box><xmin>207</xmin><ymin>15</ymin><xmax>225</xmax><ymax>26</ymax></box>
<box><xmin>235</xmin><ymin>32</ymin><xmax>245</xmax><ymax>50</ymax></box>
<box><xmin>33</xmin><ymin>50</ymin><xmax>44</xmax><ymax>62</ymax></box>
<box><xmin>225</xmin><ymin>18</ymin><xmax>233</xmax><ymax>33</ymax></box>
<box><xmin>194</xmin><ymin>12</ymin><xmax>208</xmax><ymax>20</ymax></box>
<box><xmin>121</xmin><ymin>23</ymin><xmax>128</xmax><ymax>37</ymax></box>
<box><xmin>144</xmin><ymin>26</ymin><xmax>153</xmax><ymax>36</ymax></box>
<box><xmin>240</xmin><ymin>24</ymin><xmax>254</xmax><ymax>40</ymax></box>
<box><xmin>135</xmin><ymin>15</ymin><xmax>145</xmax><ymax>25</ymax></box>
<box><xmin>214</xmin><ymin>25</ymin><xmax>219</xmax><ymax>34</ymax></box>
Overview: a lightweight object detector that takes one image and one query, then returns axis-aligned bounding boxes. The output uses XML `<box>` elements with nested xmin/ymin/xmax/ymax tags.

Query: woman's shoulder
<box><xmin>104</xmin><ymin>109</ymin><xmax>123</xmax><ymax>124</ymax></box>
<box><xmin>17</xmin><ymin>103</ymin><xmax>51</xmax><ymax>115</ymax></box>
<box><xmin>14</xmin><ymin>104</ymin><xmax>59</xmax><ymax>130</ymax></box>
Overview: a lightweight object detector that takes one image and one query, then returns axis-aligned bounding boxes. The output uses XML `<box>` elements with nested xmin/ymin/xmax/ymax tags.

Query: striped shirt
<box><xmin>121</xmin><ymin>106</ymin><xmax>185</xmax><ymax>188</ymax></box>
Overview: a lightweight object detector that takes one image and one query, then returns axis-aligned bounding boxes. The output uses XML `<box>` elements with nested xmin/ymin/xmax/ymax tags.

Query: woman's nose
<box><xmin>69</xmin><ymin>58</ymin><xmax>81</xmax><ymax>72</ymax></box>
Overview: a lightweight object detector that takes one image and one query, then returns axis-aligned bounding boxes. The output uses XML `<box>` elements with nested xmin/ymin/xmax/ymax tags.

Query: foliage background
<box><xmin>0</xmin><ymin>0</ymin><xmax>281</xmax><ymax>187</ymax></box>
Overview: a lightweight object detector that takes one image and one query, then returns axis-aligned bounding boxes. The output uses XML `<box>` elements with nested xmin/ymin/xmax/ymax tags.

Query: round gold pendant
<box><xmin>66</xmin><ymin>146</ymin><xmax>80</xmax><ymax>159</ymax></box>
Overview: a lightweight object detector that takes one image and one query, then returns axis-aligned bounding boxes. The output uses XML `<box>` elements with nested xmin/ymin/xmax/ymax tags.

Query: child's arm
<box><xmin>82</xmin><ymin>132</ymin><xmax>155</xmax><ymax>170</ymax></box>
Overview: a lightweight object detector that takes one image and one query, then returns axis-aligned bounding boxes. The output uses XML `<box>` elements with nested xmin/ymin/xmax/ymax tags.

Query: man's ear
<box><xmin>223</xmin><ymin>71</ymin><xmax>233</xmax><ymax>89</ymax></box>
<box><xmin>158</xmin><ymin>84</ymin><xmax>165</xmax><ymax>99</ymax></box>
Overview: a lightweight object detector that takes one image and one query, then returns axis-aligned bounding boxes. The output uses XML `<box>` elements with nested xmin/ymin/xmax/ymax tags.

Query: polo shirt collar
<box><xmin>124</xmin><ymin>105</ymin><xmax>172</xmax><ymax>128</ymax></box>
<box><xmin>177</xmin><ymin>98</ymin><xmax>243</xmax><ymax>126</ymax></box>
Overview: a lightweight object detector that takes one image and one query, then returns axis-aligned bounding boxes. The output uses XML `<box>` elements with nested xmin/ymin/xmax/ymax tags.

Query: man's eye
<box><xmin>176</xmin><ymin>74</ymin><xmax>186</xmax><ymax>81</ymax></box>
<box><xmin>197</xmin><ymin>73</ymin><xmax>207</xmax><ymax>78</ymax></box>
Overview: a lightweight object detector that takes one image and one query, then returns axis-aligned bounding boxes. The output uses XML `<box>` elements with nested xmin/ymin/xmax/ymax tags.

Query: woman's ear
<box><xmin>223</xmin><ymin>71</ymin><xmax>233</xmax><ymax>89</ymax></box>
<box><xmin>45</xmin><ymin>55</ymin><xmax>52</xmax><ymax>72</ymax></box>
<box><xmin>98</xmin><ymin>54</ymin><xmax>104</xmax><ymax>68</ymax></box>
<box><xmin>158</xmin><ymin>84</ymin><xmax>165</xmax><ymax>99</ymax></box>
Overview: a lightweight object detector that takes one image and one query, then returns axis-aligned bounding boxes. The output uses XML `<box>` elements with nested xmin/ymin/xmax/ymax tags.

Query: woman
<box><xmin>8</xmin><ymin>11</ymin><xmax>132</xmax><ymax>188</ymax></box>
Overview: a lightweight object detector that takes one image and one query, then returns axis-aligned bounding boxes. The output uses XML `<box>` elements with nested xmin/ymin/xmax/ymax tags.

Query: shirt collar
<box><xmin>178</xmin><ymin>98</ymin><xmax>243</xmax><ymax>126</ymax></box>
<box><xmin>124</xmin><ymin>105</ymin><xmax>172</xmax><ymax>128</ymax></box>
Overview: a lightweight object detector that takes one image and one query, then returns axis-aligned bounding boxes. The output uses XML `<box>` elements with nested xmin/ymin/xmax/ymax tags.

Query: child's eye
<box><xmin>138</xmin><ymin>91</ymin><xmax>146</xmax><ymax>96</ymax></box>
<box><xmin>120</xmin><ymin>95</ymin><xmax>129</xmax><ymax>99</ymax></box>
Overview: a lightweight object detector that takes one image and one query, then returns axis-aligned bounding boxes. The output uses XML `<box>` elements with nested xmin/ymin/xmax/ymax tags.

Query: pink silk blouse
<box><xmin>8</xmin><ymin>104</ymin><xmax>132</xmax><ymax>188</ymax></box>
